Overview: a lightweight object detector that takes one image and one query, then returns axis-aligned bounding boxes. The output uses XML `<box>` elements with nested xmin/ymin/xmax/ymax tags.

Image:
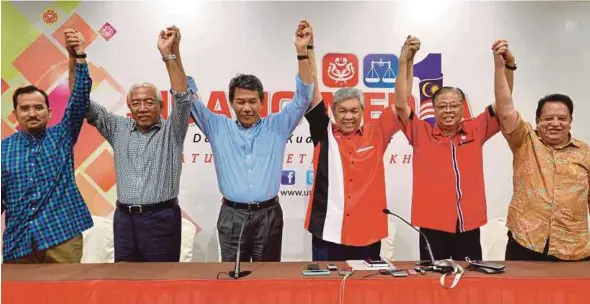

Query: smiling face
<box><xmin>433</xmin><ymin>89</ymin><xmax>464</xmax><ymax>134</ymax></box>
<box><xmin>334</xmin><ymin>98</ymin><xmax>363</xmax><ymax>135</ymax></box>
<box><xmin>127</xmin><ymin>84</ymin><xmax>162</xmax><ymax>132</ymax></box>
<box><xmin>536</xmin><ymin>101</ymin><xmax>572</xmax><ymax>147</ymax></box>
<box><xmin>14</xmin><ymin>90</ymin><xmax>52</xmax><ymax>135</ymax></box>
<box><xmin>231</xmin><ymin>88</ymin><xmax>262</xmax><ymax>128</ymax></box>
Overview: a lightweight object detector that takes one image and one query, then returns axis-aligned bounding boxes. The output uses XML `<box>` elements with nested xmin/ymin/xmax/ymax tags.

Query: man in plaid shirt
<box><xmin>1</xmin><ymin>29</ymin><xmax>93</xmax><ymax>263</ymax></box>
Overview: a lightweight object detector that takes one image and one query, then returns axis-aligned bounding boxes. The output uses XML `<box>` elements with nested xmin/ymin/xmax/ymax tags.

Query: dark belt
<box><xmin>222</xmin><ymin>196</ymin><xmax>278</xmax><ymax>211</ymax></box>
<box><xmin>116</xmin><ymin>198</ymin><xmax>178</xmax><ymax>214</ymax></box>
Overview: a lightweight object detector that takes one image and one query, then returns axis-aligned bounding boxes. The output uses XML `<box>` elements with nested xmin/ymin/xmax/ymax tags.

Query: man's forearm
<box><xmin>494</xmin><ymin>66</ymin><xmax>516</xmax><ymax>124</ymax></box>
<box><xmin>165</xmin><ymin>55</ymin><xmax>188</xmax><ymax>92</ymax></box>
<box><xmin>308</xmin><ymin>48</ymin><xmax>321</xmax><ymax>108</ymax></box>
<box><xmin>505</xmin><ymin>69</ymin><xmax>514</xmax><ymax>93</ymax></box>
<box><xmin>297</xmin><ymin>47</ymin><xmax>312</xmax><ymax>85</ymax></box>
<box><xmin>172</xmin><ymin>46</ymin><xmax>185</xmax><ymax>75</ymax></box>
<box><xmin>395</xmin><ymin>61</ymin><xmax>410</xmax><ymax>110</ymax></box>
<box><xmin>69</xmin><ymin>56</ymin><xmax>76</xmax><ymax>94</ymax></box>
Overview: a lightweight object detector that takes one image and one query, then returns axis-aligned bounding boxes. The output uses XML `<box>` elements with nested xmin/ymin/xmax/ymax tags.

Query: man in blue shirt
<box><xmin>188</xmin><ymin>21</ymin><xmax>315</xmax><ymax>262</ymax></box>
<box><xmin>1</xmin><ymin>29</ymin><xmax>93</xmax><ymax>263</ymax></box>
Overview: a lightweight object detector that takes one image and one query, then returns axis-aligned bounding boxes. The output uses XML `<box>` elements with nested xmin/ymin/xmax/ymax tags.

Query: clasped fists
<box><xmin>492</xmin><ymin>39</ymin><xmax>516</xmax><ymax>68</ymax></box>
<box><xmin>158</xmin><ymin>27</ymin><xmax>178</xmax><ymax>56</ymax></box>
<box><xmin>295</xmin><ymin>20</ymin><xmax>313</xmax><ymax>54</ymax></box>
<box><xmin>400</xmin><ymin>35</ymin><xmax>420</xmax><ymax>62</ymax></box>
<box><xmin>64</xmin><ymin>28</ymin><xmax>85</xmax><ymax>56</ymax></box>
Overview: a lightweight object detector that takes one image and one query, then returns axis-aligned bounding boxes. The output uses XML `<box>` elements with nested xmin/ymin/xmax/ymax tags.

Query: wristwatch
<box><xmin>162</xmin><ymin>54</ymin><xmax>177</xmax><ymax>62</ymax></box>
<box><xmin>74</xmin><ymin>53</ymin><xmax>87</xmax><ymax>59</ymax></box>
<box><xmin>505</xmin><ymin>63</ymin><xmax>517</xmax><ymax>70</ymax></box>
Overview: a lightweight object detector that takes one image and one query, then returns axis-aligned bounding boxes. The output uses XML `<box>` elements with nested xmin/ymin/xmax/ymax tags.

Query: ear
<box><xmin>47</xmin><ymin>108</ymin><xmax>52</xmax><ymax>120</ymax></box>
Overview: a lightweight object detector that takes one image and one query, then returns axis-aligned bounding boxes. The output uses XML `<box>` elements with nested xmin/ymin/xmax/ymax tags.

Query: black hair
<box><xmin>535</xmin><ymin>94</ymin><xmax>573</xmax><ymax>119</ymax></box>
<box><xmin>432</xmin><ymin>86</ymin><xmax>465</xmax><ymax>104</ymax></box>
<box><xmin>228</xmin><ymin>74</ymin><xmax>264</xmax><ymax>103</ymax></box>
<box><xmin>12</xmin><ymin>85</ymin><xmax>49</xmax><ymax>110</ymax></box>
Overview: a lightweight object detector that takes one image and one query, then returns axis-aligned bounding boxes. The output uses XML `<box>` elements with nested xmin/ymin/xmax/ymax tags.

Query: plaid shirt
<box><xmin>1</xmin><ymin>63</ymin><xmax>93</xmax><ymax>261</ymax></box>
<box><xmin>85</xmin><ymin>90</ymin><xmax>191</xmax><ymax>205</ymax></box>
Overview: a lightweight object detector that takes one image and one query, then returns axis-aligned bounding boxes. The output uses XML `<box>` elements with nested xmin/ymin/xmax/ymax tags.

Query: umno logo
<box><xmin>42</xmin><ymin>9</ymin><xmax>58</xmax><ymax>25</ymax></box>
<box><xmin>99</xmin><ymin>22</ymin><xmax>117</xmax><ymax>41</ymax></box>
<box><xmin>322</xmin><ymin>53</ymin><xmax>359</xmax><ymax>87</ymax></box>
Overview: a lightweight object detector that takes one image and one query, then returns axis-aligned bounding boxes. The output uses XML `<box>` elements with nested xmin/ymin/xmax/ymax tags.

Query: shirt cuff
<box><xmin>170</xmin><ymin>76</ymin><xmax>198</xmax><ymax>95</ymax></box>
<box><xmin>295</xmin><ymin>74</ymin><xmax>314</xmax><ymax>102</ymax></box>
<box><xmin>172</xmin><ymin>91</ymin><xmax>192</xmax><ymax>104</ymax></box>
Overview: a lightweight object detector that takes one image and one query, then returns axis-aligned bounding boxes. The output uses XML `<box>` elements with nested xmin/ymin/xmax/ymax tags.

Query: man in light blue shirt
<box><xmin>189</xmin><ymin>21</ymin><xmax>314</xmax><ymax>262</ymax></box>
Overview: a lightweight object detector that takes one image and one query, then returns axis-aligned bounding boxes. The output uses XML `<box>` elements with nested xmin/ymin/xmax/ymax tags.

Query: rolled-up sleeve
<box><xmin>270</xmin><ymin>74</ymin><xmax>314</xmax><ymax>138</ymax></box>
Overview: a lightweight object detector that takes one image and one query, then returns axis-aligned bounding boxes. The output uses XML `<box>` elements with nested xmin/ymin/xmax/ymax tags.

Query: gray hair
<box><xmin>127</xmin><ymin>82</ymin><xmax>162</xmax><ymax>103</ymax></box>
<box><xmin>333</xmin><ymin>87</ymin><xmax>364</xmax><ymax>110</ymax></box>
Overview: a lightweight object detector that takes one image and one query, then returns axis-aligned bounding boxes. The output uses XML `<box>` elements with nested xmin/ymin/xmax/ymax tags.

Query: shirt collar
<box><xmin>535</xmin><ymin>131</ymin><xmax>581</xmax><ymax>149</ymax></box>
<box><xmin>19</xmin><ymin>129</ymin><xmax>47</xmax><ymax>141</ymax></box>
<box><xmin>332</xmin><ymin>123</ymin><xmax>364</xmax><ymax>136</ymax></box>
<box><xmin>236</xmin><ymin>118</ymin><xmax>262</xmax><ymax>129</ymax></box>
<box><xmin>132</xmin><ymin>117</ymin><xmax>164</xmax><ymax>132</ymax></box>
<box><xmin>432</xmin><ymin>121</ymin><xmax>467</xmax><ymax>137</ymax></box>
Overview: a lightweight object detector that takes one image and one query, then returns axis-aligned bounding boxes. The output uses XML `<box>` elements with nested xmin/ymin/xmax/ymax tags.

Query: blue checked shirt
<box><xmin>1</xmin><ymin>63</ymin><xmax>93</xmax><ymax>261</ymax></box>
<box><xmin>189</xmin><ymin>75</ymin><xmax>313</xmax><ymax>203</ymax></box>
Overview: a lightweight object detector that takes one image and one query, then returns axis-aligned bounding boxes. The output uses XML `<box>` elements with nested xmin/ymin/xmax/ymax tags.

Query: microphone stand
<box><xmin>383</xmin><ymin>209</ymin><xmax>454</xmax><ymax>274</ymax></box>
<box><xmin>228</xmin><ymin>214</ymin><xmax>252</xmax><ymax>279</ymax></box>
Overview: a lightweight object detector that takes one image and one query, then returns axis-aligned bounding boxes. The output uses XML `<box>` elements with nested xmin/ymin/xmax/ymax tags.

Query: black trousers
<box><xmin>419</xmin><ymin>220</ymin><xmax>482</xmax><ymax>261</ymax></box>
<box><xmin>114</xmin><ymin>202</ymin><xmax>181</xmax><ymax>262</ymax></box>
<box><xmin>217</xmin><ymin>200</ymin><xmax>284</xmax><ymax>262</ymax></box>
<box><xmin>505</xmin><ymin>230</ymin><xmax>590</xmax><ymax>262</ymax></box>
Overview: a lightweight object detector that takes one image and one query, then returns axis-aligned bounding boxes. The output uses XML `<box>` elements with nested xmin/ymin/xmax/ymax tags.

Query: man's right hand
<box><xmin>400</xmin><ymin>35</ymin><xmax>420</xmax><ymax>63</ymax></box>
<box><xmin>158</xmin><ymin>28</ymin><xmax>177</xmax><ymax>56</ymax></box>
<box><xmin>65</xmin><ymin>28</ymin><xmax>85</xmax><ymax>56</ymax></box>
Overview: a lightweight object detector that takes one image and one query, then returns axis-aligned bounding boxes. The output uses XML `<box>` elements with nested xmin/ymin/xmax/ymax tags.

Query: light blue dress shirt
<box><xmin>189</xmin><ymin>75</ymin><xmax>313</xmax><ymax>203</ymax></box>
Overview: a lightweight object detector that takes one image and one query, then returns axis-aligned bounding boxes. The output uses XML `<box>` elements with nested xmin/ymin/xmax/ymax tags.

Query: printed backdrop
<box><xmin>2</xmin><ymin>1</ymin><xmax>589</xmax><ymax>261</ymax></box>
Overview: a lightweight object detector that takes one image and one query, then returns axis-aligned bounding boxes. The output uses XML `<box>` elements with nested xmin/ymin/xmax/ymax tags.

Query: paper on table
<box><xmin>345</xmin><ymin>260</ymin><xmax>396</xmax><ymax>271</ymax></box>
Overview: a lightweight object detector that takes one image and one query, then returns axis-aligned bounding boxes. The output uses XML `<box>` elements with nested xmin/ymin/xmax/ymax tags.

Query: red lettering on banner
<box><xmin>207</xmin><ymin>91</ymin><xmax>231</xmax><ymax>117</ymax></box>
<box><xmin>204</xmin><ymin>154</ymin><xmax>213</xmax><ymax>163</ymax></box>
<box><xmin>271</xmin><ymin>91</ymin><xmax>294</xmax><ymax>115</ymax></box>
<box><xmin>389</xmin><ymin>154</ymin><xmax>398</xmax><ymax>164</ymax></box>
<box><xmin>298</xmin><ymin>153</ymin><xmax>307</xmax><ymax>164</ymax></box>
<box><xmin>139</xmin><ymin>90</ymin><xmax>416</xmax><ymax>123</ymax></box>
<box><xmin>403</xmin><ymin>154</ymin><xmax>412</xmax><ymax>164</ymax></box>
<box><xmin>286</xmin><ymin>154</ymin><xmax>294</xmax><ymax>163</ymax></box>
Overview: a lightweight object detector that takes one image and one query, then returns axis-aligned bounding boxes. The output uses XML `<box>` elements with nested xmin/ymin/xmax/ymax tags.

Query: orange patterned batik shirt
<box><xmin>502</xmin><ymin>114</ymin><xmax>590</xmax><ymax>260</ymax></box>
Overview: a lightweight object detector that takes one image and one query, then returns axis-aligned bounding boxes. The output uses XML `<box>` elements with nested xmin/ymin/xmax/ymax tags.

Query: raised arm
<box><xmin>61</xmin><ymin>28</ymin><xmax>92</xmax><ymax>143</ymax></box>
<box><xmin>271</xmin><ymin>20</ymin><xmax>314</xmax><ymax>136</ymax></box>
<box><xmin>159</xmin><ymin>27</ymin><xmax>190</xmax><ymax>144</ymax></box>
<box><xmin>305</xmin><ymin>21</ymin><xmax>322</xmax><ymax>110</ymax></box>
<box><xmin>394</xmin><ymin>36</ymin><xmax>420</xmax><ymax>123</ymax></box>
<box><xmin>491</xmin><ymin>39</ymin><xmax>518</xmax><ymax>133</ymax></box>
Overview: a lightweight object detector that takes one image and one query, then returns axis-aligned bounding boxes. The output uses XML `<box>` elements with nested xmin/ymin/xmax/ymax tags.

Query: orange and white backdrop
<box><xmin>1</xmin><ymin>1</ymin><xmax>589</xmax><ymax>261</ymax></box>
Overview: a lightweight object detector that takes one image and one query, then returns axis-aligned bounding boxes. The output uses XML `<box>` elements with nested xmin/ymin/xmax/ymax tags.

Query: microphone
<box><xmin>228</xmin><ymin>214</ymin><xmax>251</xmax><ymax>279</ymax></box>
<box><xmin>382</xmin><ymin>208</ymin><xmax>453</xmax><ymax>274</ymax></box>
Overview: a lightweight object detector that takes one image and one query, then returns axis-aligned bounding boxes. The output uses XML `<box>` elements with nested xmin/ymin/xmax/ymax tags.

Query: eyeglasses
<box><xmin>130</xmin><ymin>100</ymin><xmax>158</xmax><ymax>109</ymax></box>
<box><xmin>434</xmin><ymin>104</ymin><xmax>462</xmax><ymax>112</ymax></box>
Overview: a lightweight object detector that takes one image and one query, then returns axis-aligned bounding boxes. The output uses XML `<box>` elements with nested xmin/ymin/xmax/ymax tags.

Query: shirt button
<box><xmin>249</xmin><ymin>184</ymin><xmax>253</xmax><ymax>188</ymax></box>
<box><xmin>346</xmin><ymin>214</ymin><xmax>350</xmax><ymax>216</ymax></box>
<box><xmin>349</xmin><ymin>179</ymin><xmax>353</xmax><ymax>182</ymax></box>
<box><xmin>248</xmin><ymin>169</ymin><xmax>252</xmax><ymax>172</ymax></box>
<box><xmin>247</xmin><ymin>155</ymin><xmax>251</xmax><ymax>158</ymax></box>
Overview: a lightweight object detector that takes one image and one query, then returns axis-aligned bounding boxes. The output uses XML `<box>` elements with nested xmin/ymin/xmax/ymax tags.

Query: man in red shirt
<box><xmin>303</xmin><ymin>22</ymin><xmax>403</xmax><ymax>261</ymax></box>
<box><xmin>394</xmin><ymin>36</ymin><xmax>516</xmax><ymax>261</ymax></box>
